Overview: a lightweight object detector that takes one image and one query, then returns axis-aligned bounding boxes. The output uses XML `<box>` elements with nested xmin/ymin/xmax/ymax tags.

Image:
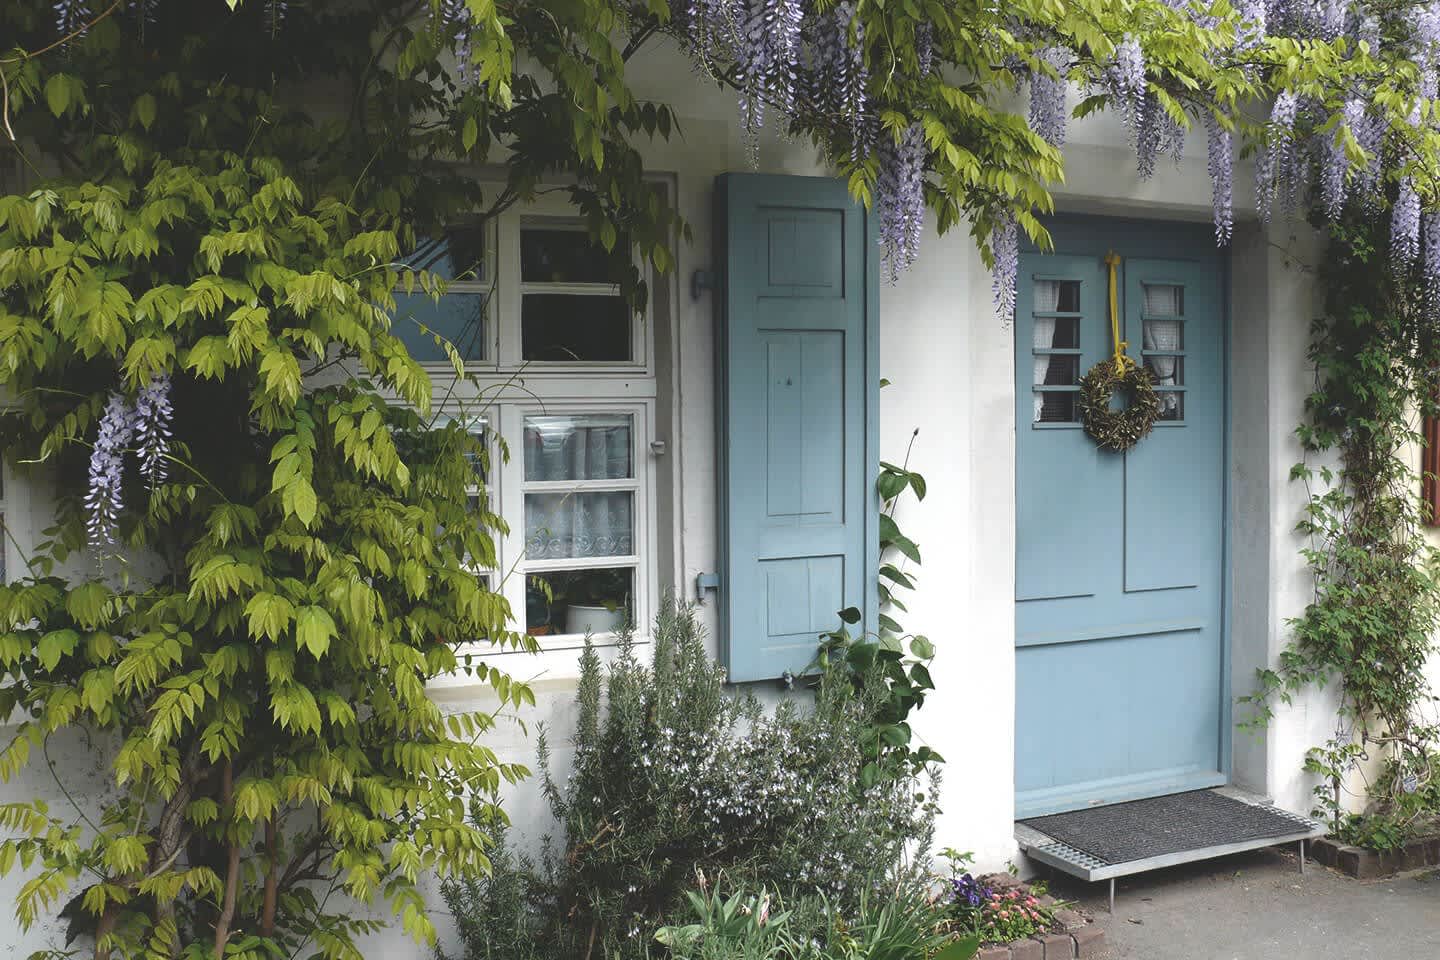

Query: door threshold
<box><xmin>1015</xmin><ymin>788</ymin><xmax>1325</xmax><ymax>913</ymax></box>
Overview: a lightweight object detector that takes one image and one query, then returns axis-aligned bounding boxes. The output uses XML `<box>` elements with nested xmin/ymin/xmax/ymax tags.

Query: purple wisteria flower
<box><xmin>875</xmin><ymin>123</ymin><xmax>926</xmax><ymax>281</ymax></box>
<box><xmin>1425</xmin><ymin>213</ymin><xmax>1440</xmax><ymax>310</ymax></box>
<box><xmin>1392</xmin><ymin>179</ymin><xmax>1421</xmax><ymax>270</ymax></box>
<box><xmin>446</xmin><ymin>0</ymin><xmax>473</xmax><ymax>86</ymax></box>
<box><xmin>1322</xmin><ymin>99</ymin><xmax>1365</xmax><ymax>220</ymax></box>
<box><xmin>735</xmin><ymin>0</ymin><xmax>803</xmax><ymax>142</ymax></box>
<box><xmin>1236</xmin><ymin>0</ymin><xmax>1268</xmax><ymax>49</ymax></box>
<box><xmin>1106</xmin><ymin>36</ymin><xmax>1147</xmax><ymax>130</ymax></box>
<box><xmin>134</xmin><ymin>374</ymin><xmax>174</xmax><ymax>485</ymax></box>
<box><xmin>808</xmin><ymin>2</ymin><xmax>869</xmax><ymax>159</ymax></box>
<box><xmin>991</xmin><ymin>213</ymin><xmax>1019</xmax><ymax>322</ymax></box>
<box><xmin>54</xmin><ymin>0</ymin><xmax>89</xmax><ymax>35</ymax></box>
<box><xmin>86</xmin><ymin>393</ymin><xmax>138</xmax><ymax>549</ymax></box>
<box><xmin>915</xmin><ymin>20</ymin><xmax>934</xmax><ymax>78</ymax></box>
<box><xmin>1135</xmin><ymin>92</ymin><xmax>1184</xmax><ymax>181</ymax></box>
<box><xmin>1030</xmin><ymin>47</ymin><xmax>1069</xmax><ymax>149</ymax></box>
<box><xmin>1205</xmin><ymin>114</ymin><xmax>1233</xmax><ymax>245</ymax></box>
<box><xmin>1257</xmin><ymin>90</ymin><xmax>1298</xmax><ymax>222</ymax></box>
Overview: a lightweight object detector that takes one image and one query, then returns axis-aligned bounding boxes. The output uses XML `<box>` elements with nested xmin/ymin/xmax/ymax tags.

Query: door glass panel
<box><xmin>1035</xmin><ymin>392</ymin><xmax>1080</xmax><ymax>424</ymax></box>
<box><xmin>525</xmin><ymin>491</ymin><xmax>635</xmax><ymax>559</ymax></box>
<box><xmin>1155</xmin><ymin>391</ymin><xmax>1184</xmax><ymax>421</ymax></box>
<box><xmin>1144</xmin><ymin>355</ymin><xmax>1184</xmax><ymax>389</ymax></box>
<box><xmin>1035</xmin><ymin>355</ymin><xmax>1079</xmax><ymax>386</ymax></box>
<box><xmin>526</xmin><ymin>568</ymin><xmax>634</xmax><ymax>636</ymax></box>
<box><xmin>1034</xmin><ymin>279</ymin><xmax>1080</xmax><ymax>313</ymax></box>
<box><xmin>1034</xmin><ymin>316</ymin><xmax>1079</xmax><ymax>349</ymax></box>
<box><xmin>523</xmin><ymin>414</ymin><xmax>633</xmax><ymax>481</ymax></box>
<box><xmin>1142</xmin><ymin>283</ymin><xmax>1183</xmax><ymax>316</ymax></box>
<box><xmin>521</xmin><ymin>294</ymin><xmax>631</xmax><ymax>361</ymax></box>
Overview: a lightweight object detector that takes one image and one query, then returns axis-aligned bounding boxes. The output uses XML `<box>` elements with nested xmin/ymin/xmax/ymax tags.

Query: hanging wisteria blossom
<box><xmin>446</xmin><ymin>0</ymin><xmax>473</xmax><ymax>86</ymax></box>
<box><xmin>991</xmin><ymin>214</ymin><xmax>1019</xmax><ymax>322</ymax></box>
<box><xmin>134</xmin><ymin>374</ymin><xmax>174</xmax><ymax>486</ymax></box>
<box><xmin>875</xmin><ymin>123</ymin><xmax>927</xmax><ymax>281</ymax></box>
<box><xmin>734</xmin><ymin>0</ymin><xmax>804</xmax><ymax>145</ymax></box>
<box><xmin>915</xmin><ymin>20</ymin><xmax>934</xmax><ymax>78</ymax></box>
<box><xmin>54</xmin><ymin>0</ymin><xmax>89</xmax><ymax>35</ymax></box>
<box><xmin>1236</xmin><ymin>0</ymin><xmax>1268</xmax><ymax>50</ymax></box>
<box><xmin>1205</xmin><ymin>114</ymin><xmax>1233</xmax><ymax>245</ymax></box>
<box><xmin>86</xmin><ymin>394</ymin><xmax>138</xmax><ymax>549</ymax></box>
<box><xmin>1135</xmin><ymin>92</ymin><xmax>1184</xmax><ymax>181</ymax></box>
<box><xmin>1425</xmin><ymin>213</ymin><xmax>1440</xmax><ymax>312</ymax></box>
<box><xmin>1106</xmin><ymin>37</ymin><xmax>1147</xmax><ymax>130</ymax></box>
<box><xmin>1256</xmin><ymin>90</ymin><xmax>1298</xmax><ymax>222</ymax></box>
<box><xmin>1030</xmin><ymin>48</ymin><xmax>1070</xmax><ymax>149</ymax></box>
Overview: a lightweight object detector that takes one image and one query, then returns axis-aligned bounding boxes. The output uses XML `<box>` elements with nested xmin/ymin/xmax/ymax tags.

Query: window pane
<box><xmin>1034</xmin><ymin>391</ymin><xmax>1080</xmax><ymax>424</ymax></box>
<box><xmin>524</xmin><ymin>414</ymin><xmax>633</xmax><ymax>481</ymax></box>
<box><xmin>1034</xmin><ymin>354</ymin><xmax>1079</xmax><ymax>386</ymax></box>
<box><xmin>1034</xmin><ymin>317</ymin><xmax>1079</xmax><ymax>349</ymax></box>
<box><xmin>525</xmin><ymin>491</ymin><xmax>634</xmax><ymax>559</ymax></box>
<box><xmin>521</xmin><ymin>228</ymin><xmax>622</xmax><ymax>284</ymax></box>
<box><xmin>1157</xmin><ymin>391</ymin><xmax>1184</xmax><ymax>421</ymax></box>
<box><xmin>1142</xmin><ymin>283</ymin><xmax>1183</xmax><ymax>316</ymax></box>
<box><xmin>392</xmin><ymin>291</ymin><xmax>486</xmax><ymax>361</ymax></box>
<box><xmin>1144</xmin><ymin>355</ymin><xmax>1183</xmax><ymax>389</ymax></box>
<box><xmin>1034</xmin><ymin>279</ymin><xmax>1080</xmax><ymax>313</ymax></box>
<box><xmin>1143</xmin><ymin>318</ymin><xmax>1183</xmax><ymax>352</ymax></box>
<box><xmin>401</xmin><ymin>225</ymin><xmax>486</xmax><ymax>281</ymax></box>
<box><xmin>522</xmin><ymin>294</ymin><xmax>631</xmax><ymax>362</ymax></box>
<box><xmin>526</xmin><ymin>568</ymin><xmax>634</xmax><ymax>636</ymax></box>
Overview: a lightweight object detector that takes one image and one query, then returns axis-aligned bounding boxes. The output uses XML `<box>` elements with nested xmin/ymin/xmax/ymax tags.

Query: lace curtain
<box><xmin>1142</xmin><ymin>284</ymin><xmax>1182</xmax><ymax>416</ymax></box>
<box><xmin>1032</xmin><ymin>281</ymin><xmax>1062</xmax><ymax>422</ymax></box>
<box><xmin>524</xmin><ymin>418</ymin><xmax>634</xmax><ymax>559</ymax></box>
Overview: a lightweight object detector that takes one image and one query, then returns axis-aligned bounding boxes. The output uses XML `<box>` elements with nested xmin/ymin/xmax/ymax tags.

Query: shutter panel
<box><xmin>715</xmin><ymin>173</ymin><xmax>879</xmax><ymax>683</ymax></box>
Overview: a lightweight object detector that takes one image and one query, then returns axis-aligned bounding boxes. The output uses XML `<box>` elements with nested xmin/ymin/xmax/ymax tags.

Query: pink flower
<box><xmin>1000</xmin><ymin>911</ymin><xmax>1010</xmax><ymax>919</ymax></box>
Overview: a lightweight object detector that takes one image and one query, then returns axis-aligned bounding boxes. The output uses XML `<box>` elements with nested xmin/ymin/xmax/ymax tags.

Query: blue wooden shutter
<box><xmin>715</xmin><ymin>173</ymin><xmax>879</xmax><ymax>683</ymax></box>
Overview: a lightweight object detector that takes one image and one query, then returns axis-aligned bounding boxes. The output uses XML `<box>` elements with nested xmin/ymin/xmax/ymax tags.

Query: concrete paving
<box><xmin>1039</xmin><ymin>846</ymin><xmax>1440</xmax><ymax>958</ymax></box>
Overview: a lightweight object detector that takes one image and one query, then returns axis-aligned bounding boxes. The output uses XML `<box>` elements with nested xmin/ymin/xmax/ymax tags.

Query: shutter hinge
<box><xmin>695</xmin><ymin>572</ymin><xmax>720</xmax><ymax>604</ymax></box>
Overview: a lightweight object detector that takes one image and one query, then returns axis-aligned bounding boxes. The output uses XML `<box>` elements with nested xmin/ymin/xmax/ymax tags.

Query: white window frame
<box><xmin>408</xmin><ymin>188</ymin><xmax>663</xmax><ymax>668</ymax></box>
<box><xmin>488</xmin><ymin>400</ymin><xmax>658</xmax><ymax>653</ymax></box>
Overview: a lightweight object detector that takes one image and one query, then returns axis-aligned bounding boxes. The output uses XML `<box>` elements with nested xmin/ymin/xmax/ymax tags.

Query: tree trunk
<box><xmin>212</xmin><ymin>761</ymin><xmax>239</xmax><ymax>960</ymax></box>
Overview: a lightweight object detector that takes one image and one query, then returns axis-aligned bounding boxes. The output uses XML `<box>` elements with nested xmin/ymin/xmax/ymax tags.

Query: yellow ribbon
<box><xmin>1104</xmin><ymin>250</ymin><xmax>1129</xmax><ymax>374</ymax></box>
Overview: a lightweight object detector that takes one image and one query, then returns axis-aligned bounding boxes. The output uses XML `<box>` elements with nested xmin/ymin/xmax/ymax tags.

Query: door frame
<box><xmin>1014</xmin><ymin>213</ymin><xmax>1234</xmax><ymax>808</ymax></box>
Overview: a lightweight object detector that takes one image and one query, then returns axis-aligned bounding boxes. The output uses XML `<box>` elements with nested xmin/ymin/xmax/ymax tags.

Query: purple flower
<box><xmin>915</xmin><ymin>20</ymin><xmax>934</xmax><ymax>78</ymax></box>
<box><xmin>134</xmin><ymin>374</ymin><xmax>174</xmax><ymax>486</ymax></box>
<box><xmin>1106</xmin><ymin>36</ymin><xmax>1147</xmax><ymax>130</ymax></box>
<box><xmin>1322</xmin><ymin>99</ymin><xmax>1365</xmax><ymax>220</ymax></box>
<box><xmin>1391</xmin><ymin>178</ymin><xmax>1420</xmax><ymax>270</ymax></box>
<box><xmin>808</xmin><ymin>2</ymin><xmax>869</xmax><ymax>160</ymax></box>
<box><xmin>734</xmin><ymin>0</ymin><xmax>804</xmax><ymax>142</ymax></box>
<box><xmin>951</xmin><ymin>873</ymin><xmax>993</xmax><ymax>909</ymax></box>
<box><xmin>1424</xmin><ymin>213</ymin><xmax>1440</xmax><ymax>311</ymax></box>
<box><xmin>54</xmin><ymin>0</ymin><xmax>89</xmax><ymax>35</ymax></box>
<box><xmin>876</xmin><ymin>123</ymin><xmax>927</xmax><ymax>281</ymax></box>
<box><xmin>1135</xmin><ymin>92</ymin><xmax>1184</xmax><ymax>181</ymax></box>
<box><xmin>1236</xmin><ymin>0</ymin><xmax>1268</xmax><ymax>49</ymax></box>
<box><xmin>86</xmin><ymin>393</ymin><xmax>138</xmax><ymax>549</ymax></box>
<box><xmin>1257</xmin><ymin>91</ymin><xmax>1297</xmax><ymax>222</ymax></box>
<box><xmin>445</xmin><ymin>0</ymin><xmax>473</xmax><ymax>85</ymax></box>
<box><xmin>1030</xmin><ymin>47</ymin><xmax>1069</xmax><ymax>149</ymax></box>
<box><xmin>1206</xmin><ymin>114</ymin><xmax>1233</xmax><ymax>245</ymax></box>
<box><xmin>991</xmin><ymin>213</ymin><xmax>1019</xmax><ymax>322</ymax></box>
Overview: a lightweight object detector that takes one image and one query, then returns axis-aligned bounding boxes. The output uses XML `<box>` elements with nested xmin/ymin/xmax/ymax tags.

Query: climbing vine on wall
<box><xmin>1243</xmin><ymin>216</ymin><xmax>1440</xmax><ymax>849</ymax></box>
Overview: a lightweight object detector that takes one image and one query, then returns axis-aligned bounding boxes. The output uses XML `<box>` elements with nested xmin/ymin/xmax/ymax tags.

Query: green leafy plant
<box><xmin>1243</xmin><ymin>214</ymin><xmax>1440</xmax><ymax>850</ymax></box>
<box><xmin>817</xmin><ymin>428</ymin><xmax>938</xmax><ymax>787</ymax></box>
<box><xmin>654</xmin><ymin>885</ymin><xmax>792</xmax><ymax>960</ymax></box>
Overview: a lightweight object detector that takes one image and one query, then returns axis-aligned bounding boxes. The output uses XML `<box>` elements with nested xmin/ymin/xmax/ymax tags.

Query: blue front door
<box><xmin>1014</xmin><ymin>219</ymin><xmax>1227</xmax><ymax>818</ymax></box>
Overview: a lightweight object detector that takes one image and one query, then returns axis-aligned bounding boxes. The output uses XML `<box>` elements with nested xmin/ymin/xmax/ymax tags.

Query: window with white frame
<box><xmin>398</xmin><ymin>191</ymin><xmax>661</xmax><ymax>648</ymax></box>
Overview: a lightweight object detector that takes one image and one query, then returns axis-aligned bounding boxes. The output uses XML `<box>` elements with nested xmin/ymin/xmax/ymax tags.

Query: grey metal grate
<box><xmin>1021</xmin><ymin>790</ymin><xmax>1323</xmax><ymax>867</ymax></box>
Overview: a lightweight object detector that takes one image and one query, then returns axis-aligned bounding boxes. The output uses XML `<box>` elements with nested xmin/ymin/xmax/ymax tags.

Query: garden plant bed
<box><xmin>1308</xmin><ymin>834</ymin><xmax>1440</xmax><ymax>879</ymax></box>
<box><xmin>971</xmin><ymin>874</ymin><xmax>1107</xmax><ymax>960</ymax></box>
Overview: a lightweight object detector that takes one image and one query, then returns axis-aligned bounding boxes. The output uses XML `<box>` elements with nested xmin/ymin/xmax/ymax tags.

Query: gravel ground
<box><xmin>1037</xmin><ymin>845</ymin><xmax>1440</xmax><ymax>959</ymax></box>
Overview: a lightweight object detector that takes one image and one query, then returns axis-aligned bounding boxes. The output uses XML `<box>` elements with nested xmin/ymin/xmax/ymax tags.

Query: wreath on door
<box><xmin>1079</xmin><ymin>252</ymin><xmax>1160</xmax><ymax>453</ymax></box>
<box><xmin>1079</xmin><ymin>356</ymin><xmax>1160</xmax><ymax>452</ymax></box>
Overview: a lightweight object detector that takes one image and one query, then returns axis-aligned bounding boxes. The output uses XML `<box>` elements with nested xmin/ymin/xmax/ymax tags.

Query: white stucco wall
<box><xmin>0</xmin><ymin>36</ymin><xmax>1406</xmax><ymax>956</ymax></box>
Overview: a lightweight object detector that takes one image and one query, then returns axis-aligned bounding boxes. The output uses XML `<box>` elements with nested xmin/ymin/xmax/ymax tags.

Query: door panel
<box><xmin>1015</xmin><ymin>238</ymin><xmax>1226</xmax><ymax>817</ymax></box>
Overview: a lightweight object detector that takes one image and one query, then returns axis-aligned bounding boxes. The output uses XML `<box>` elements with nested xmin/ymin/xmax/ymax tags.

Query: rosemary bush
<box><xmin>438</xmin><ymin>599</ymin><xmax>937</xmax><ymax>960</ymax></box>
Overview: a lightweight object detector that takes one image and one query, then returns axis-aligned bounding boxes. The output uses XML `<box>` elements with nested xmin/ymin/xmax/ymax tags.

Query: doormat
<box><xmin>1020</xmin><ymin>790</ymin><xmax>1314</xmax><ymax>865</ymax></box>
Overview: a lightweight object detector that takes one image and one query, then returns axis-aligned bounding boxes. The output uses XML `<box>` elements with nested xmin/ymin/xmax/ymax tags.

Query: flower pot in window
<box><xmin>565</xmin><ymin>603</ymin><xmax>624</xmax><ymax>636</ymax></box>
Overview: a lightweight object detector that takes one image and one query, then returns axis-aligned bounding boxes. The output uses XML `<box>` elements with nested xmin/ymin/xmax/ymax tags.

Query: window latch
<box><xmin>695</xmin><ymin>572</ymin><xmax>720</xmax><ymax>604</ymax></box>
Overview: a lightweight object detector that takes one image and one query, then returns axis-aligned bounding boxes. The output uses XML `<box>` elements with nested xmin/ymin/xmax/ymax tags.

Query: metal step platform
<box><xmin>1016</xmin><ymin>788</ymin><xmax>1326</xmax><ymax>912</ymax></box>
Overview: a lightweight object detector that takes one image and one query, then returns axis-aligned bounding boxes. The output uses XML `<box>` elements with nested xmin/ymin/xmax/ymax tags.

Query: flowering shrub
<box><xmin>948</xmin><ymin>874</ymin><xmax>1057</xmax><ymax>946</ymax></box>
<box><xmin>441</xmin><ymin>598</ymin><xmax>938</xmax><ymax>960</ymax></box>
